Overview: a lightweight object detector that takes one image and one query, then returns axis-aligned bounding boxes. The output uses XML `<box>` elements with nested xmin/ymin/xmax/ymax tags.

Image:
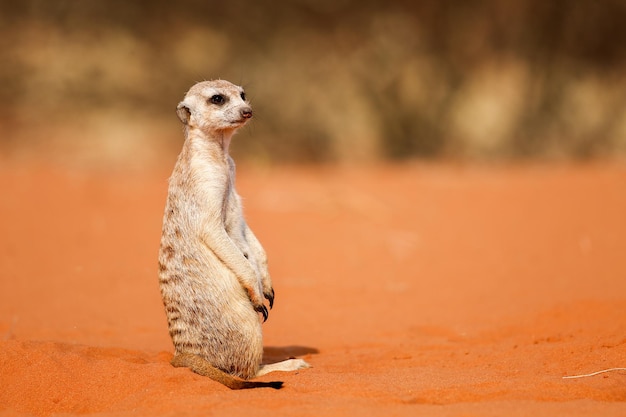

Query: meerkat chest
<box><xmin>220</xmin><ymin>170</ymin><xmax>245</xmax><ymax>237</ymax></box>
<box><xmin>222</xmin><ymin>189</ymin><xmax>243</xmax><ymax>232</ymax></box>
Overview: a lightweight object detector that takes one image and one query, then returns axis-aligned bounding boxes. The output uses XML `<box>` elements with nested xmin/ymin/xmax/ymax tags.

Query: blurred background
<box><xmin>1</xmin><ymin>0</ymin><xmax>625</xmax><ymax>167</ymax></box>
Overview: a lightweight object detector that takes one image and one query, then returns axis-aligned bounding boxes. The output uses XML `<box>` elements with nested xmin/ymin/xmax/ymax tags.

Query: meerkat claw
<box><xmin>264</xmin><ymin>289</ymin><xmax>275</xmax><ymax>309</ymax></box>
<box><xmin>255</xmin><ymin>304</ymin><xmax>269</xmax><ymax>322</ymax></box>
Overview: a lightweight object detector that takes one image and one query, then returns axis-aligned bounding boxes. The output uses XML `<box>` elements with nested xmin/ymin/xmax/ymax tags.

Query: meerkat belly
<box><xmin>159</xmin><ymin>243</ymin><xmax>263</xmax><ymax>379</ymax></box>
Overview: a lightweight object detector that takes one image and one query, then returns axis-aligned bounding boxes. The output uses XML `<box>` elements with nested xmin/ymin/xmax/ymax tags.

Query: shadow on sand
<box><xmin>263</xmin><ymin>346</ymin><xmax>319</xmax><ymax>364</ymax></box>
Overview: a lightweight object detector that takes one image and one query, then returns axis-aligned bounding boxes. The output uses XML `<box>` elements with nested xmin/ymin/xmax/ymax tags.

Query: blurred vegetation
<box><xmin>1</xmin><ymin>0</ymin><xmax>625</xmax><ymax>165</ymax></box>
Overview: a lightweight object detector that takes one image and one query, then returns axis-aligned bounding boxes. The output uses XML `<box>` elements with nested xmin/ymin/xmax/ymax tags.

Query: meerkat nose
<box><xmin>241</xmin><ymin>108</ymin><xmax>253</xmax><ymax>119</ymax></box>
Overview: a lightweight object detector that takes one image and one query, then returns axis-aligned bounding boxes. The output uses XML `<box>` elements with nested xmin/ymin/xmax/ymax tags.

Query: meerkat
<box><xmin>158</xmin><ymin>80</ymin><xmax>309</xmax><ymax>389</ymax></box>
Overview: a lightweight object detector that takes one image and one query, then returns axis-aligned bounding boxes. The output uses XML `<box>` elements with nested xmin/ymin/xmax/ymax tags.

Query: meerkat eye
<box><xmin>209</xmin><ymin>94</ymin><xmax>225</xmax><ymax>105</ymax></box>
<box><xmin>240</xmin><ymin>92</ymin><xmax>246</xmax><ymax>101</ymax></box>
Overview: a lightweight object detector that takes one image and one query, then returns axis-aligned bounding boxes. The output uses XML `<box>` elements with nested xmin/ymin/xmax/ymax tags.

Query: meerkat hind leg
<box><xmin>171</xmin><ymin>353</ymin><xmax>283</xmax><ymax>390</ymax></box>
<box><xmin>256</xmin><ymin>358</ymin><xmax>311</xmax><ymax>377</ymax></box>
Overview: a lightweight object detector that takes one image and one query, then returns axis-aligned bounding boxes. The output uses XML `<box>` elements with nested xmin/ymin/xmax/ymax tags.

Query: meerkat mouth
<box><xmin>230</xmin><ymin>118</ymin><xmax>249</xmax><ymax>126</ymax></box>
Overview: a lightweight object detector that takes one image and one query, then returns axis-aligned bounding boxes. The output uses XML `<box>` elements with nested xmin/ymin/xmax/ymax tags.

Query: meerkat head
<box><xmin>176</xmin><ymin>80</ymin><xmax>252</xmax><ymax>134</ymax></box>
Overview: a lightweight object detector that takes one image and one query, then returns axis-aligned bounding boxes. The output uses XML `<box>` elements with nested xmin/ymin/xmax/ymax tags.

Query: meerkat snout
<box><xmin>241</xmin><ymin>108</ymin><xmax>253</xmax><ymax>119</ymax></box>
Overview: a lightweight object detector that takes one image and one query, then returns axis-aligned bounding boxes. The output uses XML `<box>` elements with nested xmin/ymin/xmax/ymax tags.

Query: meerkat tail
<box><xmin>171</xmin><ymin>353</ymin><xmax>283</xmax><ymax>390</ymax></box>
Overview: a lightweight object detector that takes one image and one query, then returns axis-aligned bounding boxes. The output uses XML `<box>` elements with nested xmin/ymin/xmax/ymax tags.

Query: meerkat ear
<box><xmin>176</xmin><ymin>102</ymin><xmax>192</xmax><ymax>125</ymax></box>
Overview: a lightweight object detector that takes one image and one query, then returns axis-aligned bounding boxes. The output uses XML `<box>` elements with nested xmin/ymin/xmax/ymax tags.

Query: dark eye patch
<box><xmin>209</xmin><ymin>94</ymin><xmax>225</xmax><ymax>105</ymax></box>
<box><xmin>240</xmin><ymin>92</ymin><xmax>246</xmax><ymax>101</ymax></box>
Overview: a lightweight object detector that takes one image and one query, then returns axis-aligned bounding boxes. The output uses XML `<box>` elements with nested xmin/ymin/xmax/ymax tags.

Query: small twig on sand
<box><xmin>562</xmin><ymin>368</ymin><xmax>626</xmax><ymax>379</ymax></box>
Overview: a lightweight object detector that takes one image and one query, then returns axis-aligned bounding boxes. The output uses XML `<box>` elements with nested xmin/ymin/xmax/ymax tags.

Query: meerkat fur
<box><xmin>158</xmin><ymin>80</ymin><xmax>309</xmax><ymax>390</ymax></box>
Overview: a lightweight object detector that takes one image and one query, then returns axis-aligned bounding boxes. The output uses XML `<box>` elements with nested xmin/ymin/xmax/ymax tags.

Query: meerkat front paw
<box><xmin>260</xmin><ymin>271</ymin><xmax>275</xmax><ymax>309</ymax></box>
<box><xmin>244</xmin><ymin>283</ymin><xmax>270</xmax><ymax>322</ymax></box>
<box><xmin>263</xmin><ymin>287</ymin><xmax>275</xmax><ymax>309</ymax></box>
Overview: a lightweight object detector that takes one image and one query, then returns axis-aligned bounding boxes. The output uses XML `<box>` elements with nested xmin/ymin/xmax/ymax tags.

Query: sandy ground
<box><xmin>0</xmin><ymin>161</ymin><xmax>625</xmax><ymax>416</ymax></box>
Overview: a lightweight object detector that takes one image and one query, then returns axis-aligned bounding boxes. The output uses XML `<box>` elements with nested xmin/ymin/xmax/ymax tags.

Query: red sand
<box><xmin>0</xmin><ymin>162</ymin><xmax>625</xmax><ymax>416</ymax></box>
